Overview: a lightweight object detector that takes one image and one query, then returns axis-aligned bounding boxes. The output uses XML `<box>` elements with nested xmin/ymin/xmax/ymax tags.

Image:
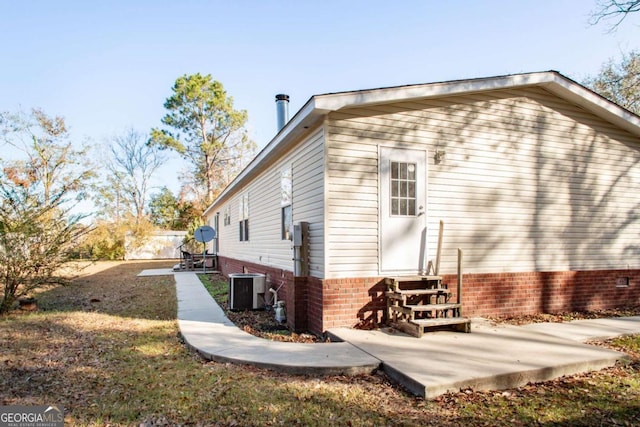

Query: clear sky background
<box><xmin>1</xmin><ymin>0</ymin><xmax>639</xmax><ymax>197</ymax></box>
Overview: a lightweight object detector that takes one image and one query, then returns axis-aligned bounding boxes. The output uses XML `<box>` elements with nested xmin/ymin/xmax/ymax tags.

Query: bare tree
<box><xmin>590</xmin><ymin>0</ymin><xmax>640</xmax><ymax>31</ymax></box>
<box><xmin>95</xmin><ymin>128</ymin><xmax>165</xmax><ymax>224</ymax></box>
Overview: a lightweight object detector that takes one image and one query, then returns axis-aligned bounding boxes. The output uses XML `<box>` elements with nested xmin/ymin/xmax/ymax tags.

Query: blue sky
<box><xmin>1</xmin><ymin>0</ymin><xmax>639</xmax><ymax>196</ymax></box>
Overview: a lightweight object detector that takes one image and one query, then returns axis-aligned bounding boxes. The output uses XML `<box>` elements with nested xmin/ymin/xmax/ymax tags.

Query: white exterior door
<box><xmin>380</xmin><ymin>146</ymin><xmax>427</xmax><ymax>274</ymax></box>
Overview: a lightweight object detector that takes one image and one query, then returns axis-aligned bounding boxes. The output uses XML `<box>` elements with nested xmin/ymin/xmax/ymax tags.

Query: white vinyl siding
<box><xmin>326</xmin><ymin>86</ymin><xmax>640</xmax><ymax>277</ymax></box>
<box><xmin>325</xmin><ymin>130</ymin><xmax>379</xmax><ymax>276</ymax></box>
<box><xmin>207</xmin><ymin>128</ymin><xmax>325</xmax><ymax>276</ymax></box>
<box><xmin>293</xmin><ymin>130</ymin><xmax>325</xmax><ymax>277</ymax></box>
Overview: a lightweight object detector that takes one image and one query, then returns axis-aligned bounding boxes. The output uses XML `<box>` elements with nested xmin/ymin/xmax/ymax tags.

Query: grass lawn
<box><xmin>0</xmin><ymin>260</ymin><xmax>638</xmax><ymax>426</ymax></box>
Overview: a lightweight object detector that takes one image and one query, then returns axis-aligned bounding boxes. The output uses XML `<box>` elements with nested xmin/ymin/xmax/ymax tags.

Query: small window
<box><xmin>238</xmin><ymin>193</ymin><xmax>249</xmax><ymax>241</ymax></box>
<box><xmin>281</xmin><ymin>205</ymin><xmax>292</xmax><ymax>240</ymax></box>
<box><xmin>281</xmin><ymin>166</ymin><xmax>292</xmax><ymax>206</ymax></box>
<box><xmin>281</xmin><ymin>166</ymin><xmax>293</xmax><ymax>240</ymax></box>
<box><xmin>390</xmin><ymin>161</ymin><xmax>417</xmax><ymax>216</ymax></box>
<box><xmin>239</xmin><ymin>219</ymin><xmax>249</xmax><ymax>241</ymax></box>
<box><xmin>223</xmin><ymin>205</ymin><xmax>231</xmax><ymax>226</ymax></box>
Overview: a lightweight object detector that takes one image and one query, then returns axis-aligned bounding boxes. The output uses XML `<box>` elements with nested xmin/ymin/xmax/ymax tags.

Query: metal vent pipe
<box><xmin>275</xmin><ymin>94</ymin><xmax>290</xmax><ymax>132</ymax></box>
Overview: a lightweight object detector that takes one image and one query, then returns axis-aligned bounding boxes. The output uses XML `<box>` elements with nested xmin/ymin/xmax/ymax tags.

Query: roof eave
<box><xmin>313</xmin><ymin>71</ymin><xmax>559</xmax><ymax>110</ymax></box>
<box><xmin>203</xmin><ymin>71</ymin><xmax>640</xmax><ymax>218</ymax></box>
<box><xmin>312</xmin><ymin>71</ymin><xmax>640</xmax><ymax>137</ymax></box>
<box><xmin>202</xmin><ymin>98</ymin><xmax>328</xmax><ymax>217</ymax></box>
<box><xmin>541</xmin><ymin>74</ymin><xmax>640</xmax><ymax>138</ymax></box>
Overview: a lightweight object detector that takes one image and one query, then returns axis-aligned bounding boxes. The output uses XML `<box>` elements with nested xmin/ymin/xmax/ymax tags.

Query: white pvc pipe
<box><xmin>269</xmin><ymin>288</ymin><xmax>278</xmax><ymax>307</ymax></box>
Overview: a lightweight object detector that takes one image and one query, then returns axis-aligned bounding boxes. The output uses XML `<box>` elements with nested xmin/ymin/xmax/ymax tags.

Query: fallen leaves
<box><xmin>2</xmin><ymin>261</ymin><xmax>640</xmax><ymax>426</ymax></box>
<box><xmin>202</xmin><ymin>274</ymin><xmax>326</xmax><ymax>343</ymax></box>
<box><xmin>489</xmin><ymin>307</ymin><xmax>640</xmax><ymax>326</ymax></box>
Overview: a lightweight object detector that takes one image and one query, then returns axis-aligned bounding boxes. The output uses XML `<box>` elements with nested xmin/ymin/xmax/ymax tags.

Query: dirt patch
<box><xmin>37</xmin><ymin>260</ymin><xmax>177</xmax><ymax>319</ymax></box>
<box><xmin>55</xmin><ymin>260</ymin><xmax>128</xmax><ymax>277</ymax></box>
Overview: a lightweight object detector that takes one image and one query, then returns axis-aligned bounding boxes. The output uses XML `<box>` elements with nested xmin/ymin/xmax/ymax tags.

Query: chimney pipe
<box><xmin>275</xmin><ymin>94</ymin><xmax>290</xmax><ymax>132</ymax></box>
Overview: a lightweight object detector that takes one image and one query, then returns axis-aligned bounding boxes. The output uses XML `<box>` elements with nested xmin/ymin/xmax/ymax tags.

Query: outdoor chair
<box><xmin>181</xmin><ymin>250</ymin><xmax>203</xmax><ymax>270</ymax></box>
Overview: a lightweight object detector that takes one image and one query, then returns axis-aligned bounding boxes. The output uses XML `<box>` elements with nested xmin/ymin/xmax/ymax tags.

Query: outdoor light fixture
<box><xmin>434</xmin><ymin>149</ymin><xmax>446</xmax><ymax>164</ymax></box>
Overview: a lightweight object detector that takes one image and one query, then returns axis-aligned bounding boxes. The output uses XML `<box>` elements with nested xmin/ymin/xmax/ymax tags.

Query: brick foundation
<box><xmin>217</xmin><ymin>256</ymin><xmax>640</xmax><ymax>336</ymax></box>
<box><xmin>319</xmin><ymin>277</ymin><xmax>387</xmax><ymax>332</ymax></box>
<box><xmin>453</xmin><ymin>270</ymin><xmax>640</xmax><ymax>318</ymax></box>
<box><xmin>315</xmin><ymin>269</ymin><xmax>640</xmax><ymax>334</ymax></box>
<box><xmin>286</xmin><ymin>276</ymin><xmax>308</xmax><ymax>333</ymax></box>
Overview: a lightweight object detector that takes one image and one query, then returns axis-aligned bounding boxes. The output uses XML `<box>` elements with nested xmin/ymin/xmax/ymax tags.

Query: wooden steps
<box><xmin>387</xmin><ymin>288</ymin><xmax>450</xmax><ymax>297</ymax></box>
<box><xmin>397</xmin><ymin>302</ymin><xmax>461</xmax><ymax>313</ymax></box>
<box><xmin>392</xmin><ymin>317</ymin><xmax>471</xmax><ymax>337</ymax></box>
<box><xmin>383</xmin><ymin>223</ymin><xmax>470</xmax><ymax>337</ymax></box>
<box><xmin>388</xmin><ymin>303</ymin><xmax>461</xmax><ymax>316</ymax></box>
<box><xmin>385</xmin><ymin>276</ymin><xmax>471</xmax><ymax>338</ymax></box>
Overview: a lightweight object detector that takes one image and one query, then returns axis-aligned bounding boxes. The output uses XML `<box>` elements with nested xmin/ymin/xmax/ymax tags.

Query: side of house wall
<box><xmin>206</xmin><ymin>85</ymin><xmax>640</xmax><ymax>334</ymax></box>
<box><xmin>206</xmin><ymin>128</ymin><xmax>326</xmax><ymax>277</ymax></box>
<box><xmin>318</xmin><ymin>86</ymin><xmax>640</xmax><ymax>331</ymax></box>
<box><xmin>325</xmin><ymin>86</ymin><xmax>640</xmax><ymax>278</ymax></box>
<box><xmin>459</xmin><ymin>269</ymin><xmax>640</xmax><ymax>318</ymax></box>
<box><xmin>426</xmin><ymin>87</ymin><xmax>640</xmax><ymax>275</ymax></box>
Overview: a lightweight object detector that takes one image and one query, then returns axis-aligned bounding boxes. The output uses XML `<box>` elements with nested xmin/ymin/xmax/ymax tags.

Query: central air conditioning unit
<box><xmin>228</xmin><ymin>273</ymin><xmax>266</xmax><ymax>310</ymax></box>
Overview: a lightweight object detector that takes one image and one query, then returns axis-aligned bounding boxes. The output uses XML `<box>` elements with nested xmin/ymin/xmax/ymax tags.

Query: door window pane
<box><xmin>390</xmin><ymin>161</ymin><xmax>418</xmax><ymax>216</ymax></box>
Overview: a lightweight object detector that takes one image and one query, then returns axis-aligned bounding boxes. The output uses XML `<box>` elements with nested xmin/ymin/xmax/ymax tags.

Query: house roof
<box><xmin>203</xmin><ymin>71</ymin><xmax>640</xmax><ymax>216</ymax></box>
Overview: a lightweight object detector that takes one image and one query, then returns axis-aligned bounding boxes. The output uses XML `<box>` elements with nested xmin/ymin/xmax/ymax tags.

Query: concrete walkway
<box><xmin>328</xmin><ymin>318</ymin><xmax>638</xmax><ymax>398</ymax></box>
<box><xmin>140</xmin><ymin>269</ymin><xmax>640</xmax><ymax>398</ymax></box>
<box><xmin>171</xmin><ymin>271</ymin><xmax>379</xmax><ymax>375</ymax></box>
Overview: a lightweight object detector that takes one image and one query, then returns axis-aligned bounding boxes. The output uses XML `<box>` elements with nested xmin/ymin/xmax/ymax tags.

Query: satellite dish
<box><xmin>194</xmin><ymin>225</ymin><xmax>216</xmax><ymax>243</ymax></box>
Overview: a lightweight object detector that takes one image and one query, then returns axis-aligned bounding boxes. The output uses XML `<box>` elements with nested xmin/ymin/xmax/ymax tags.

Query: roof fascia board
<box><xmin>313</xmin><ymin>72</ymin><xmax>557</xmax><ymax>111</ymax></box>
<box><xmin>542</xmin><ymin>74</ymin><xmax>640</xmax><ymax>137</ymax></box>
<box><xmin>313</xmin><ymin>71</ymin><xmax>640</xmax><ymax>136</ymax></box>
<box><xmin>203</xmin><ymin>98</ymin><xmax>327</xmax><ymax>216</ymax></box>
